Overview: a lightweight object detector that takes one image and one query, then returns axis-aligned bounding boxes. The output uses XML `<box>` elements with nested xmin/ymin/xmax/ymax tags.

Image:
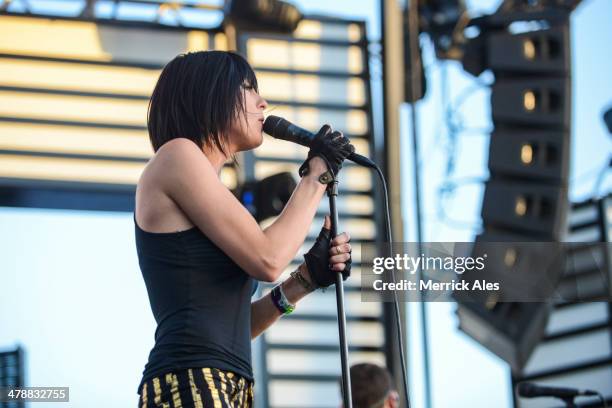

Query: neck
<box><xmin>202</xmin><ymin>145</ymin><xmax>230</xmax><ymax>177</ymax></box>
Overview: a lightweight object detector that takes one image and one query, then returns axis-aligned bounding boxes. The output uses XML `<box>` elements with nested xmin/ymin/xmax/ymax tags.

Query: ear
<box><xmin>386</xmin><ymin>390</ymin><xmax>400</xmax><ymax>408</ymax></box>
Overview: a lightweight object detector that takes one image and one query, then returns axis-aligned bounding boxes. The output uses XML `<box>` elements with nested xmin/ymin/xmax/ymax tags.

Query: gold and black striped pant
<box><xmin>138</xmin><ymin>367</ymin><xmax>254</xmax><ymax>408</ymax></box>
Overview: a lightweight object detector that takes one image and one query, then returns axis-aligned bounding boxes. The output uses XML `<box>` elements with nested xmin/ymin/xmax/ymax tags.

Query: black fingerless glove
<box><xmin>298</xmin><ymin>125</ymin><xmax>355</xmax><ymax>180</ymax></box>
<box><xmin>303</xmin><ymin>225</ymin><xmax>351</xmax><ymax>288</ymax></box>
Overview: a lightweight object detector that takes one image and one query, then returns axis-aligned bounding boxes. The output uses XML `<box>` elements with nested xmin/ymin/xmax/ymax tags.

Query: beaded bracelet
<box><xmin>290</xmin><ymin>268</ymin><xmax>316</xmax><ymax>292</ymax></box>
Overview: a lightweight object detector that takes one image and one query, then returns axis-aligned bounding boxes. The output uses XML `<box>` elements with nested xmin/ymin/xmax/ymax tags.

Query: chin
<box><xmin>236</xmin><ymin>133</ymin><xmax>263</xmax><ymax>152</ymax></box>
<box><xmin>248</xmin><ymin>131</ymin><xmax>263</xmax><ymax>150</ymax></box>
<box><xmin>254</xmin><ymin>132</ymin><xmax>264</xmax><ymax>148</ymax></box>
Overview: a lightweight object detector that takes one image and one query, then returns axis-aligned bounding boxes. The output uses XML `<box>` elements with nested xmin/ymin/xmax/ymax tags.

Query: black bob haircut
<box><xmin>147</xmin><ymin>50</ymin><xmax>259</xmax><ymax>157</ymax></box>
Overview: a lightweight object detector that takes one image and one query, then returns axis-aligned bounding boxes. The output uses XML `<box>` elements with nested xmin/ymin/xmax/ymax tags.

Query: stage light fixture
<box><xmin>454</xmin><ymin>231</ymin><xmax>566</xmax><ymax>372</ymax></box>
<box><xmin>417</xmin><ymin>0</ymin><xmax>468</xmax><ymax>59</ymax></box>
<box><xmin>224</xmin><ymin>0</ymin><xmax>303</xmax><ymax>33</ymax></box>
<box><xmin>456</xmin><ymin>7</ymin><xmax>575</xmax><ymax>374</ymax></box>
<box><xmin>520</xmin><ymin>144</ymin><xmax>533</xmax><ymax>165</ymax></box>
<box><xmin>488</xmin><ymin>25</ymin><xmax>569</xmax><ymax>75</ymax></box>
<box><xmin>489</xmin><ymin>130</ymin><xmax>569</xmax><ymax>181</ymax></box>
<box><xmin>492</xmin><ymin>79</ymin><xmax>569</xmax><ymax>127</ymax></box>
<box><xmin>523</xmin><ymin>90</ymin><xmax>536</xmax><ymax>111</ymax></box>
<box><xmin>523</xmin><ymin>39</ymin><xmax>536</xmax><ymax>60</ymax></box>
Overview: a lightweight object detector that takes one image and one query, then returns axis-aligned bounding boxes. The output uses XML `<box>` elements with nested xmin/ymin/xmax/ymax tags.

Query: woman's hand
<box><xmin>329</xmin><ymin>220</ymin><xmax>352</xmax><ymax>273</ymax></box>
<box><xmin>302</xmin><ymin>215</ymin><xmax>351</xmax><ymax>288</ymax></box>
<box><xmin>298</xmin><ymin>125</ymin><xmax>355</xmax><ymax>180</ymax></box>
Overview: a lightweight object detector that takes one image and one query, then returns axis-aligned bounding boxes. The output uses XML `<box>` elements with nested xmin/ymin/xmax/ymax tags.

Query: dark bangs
<box><xmin>147</xmin><ymin>50</ymin><xmax>258</xmax><ymax>156</ymax></box>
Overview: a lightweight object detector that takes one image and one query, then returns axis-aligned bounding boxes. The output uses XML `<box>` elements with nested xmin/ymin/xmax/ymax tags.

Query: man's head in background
<box><xmin>347</xmin><ymin>363</ymin><xmax>400</xmax><ymax>408</ymax></box>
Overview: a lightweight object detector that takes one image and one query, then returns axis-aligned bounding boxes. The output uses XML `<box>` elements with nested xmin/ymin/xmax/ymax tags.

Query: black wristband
<box><xmin>270</xmin><ymin>285</ymin><xmax>295</xmax><ymax>315</ymax></box>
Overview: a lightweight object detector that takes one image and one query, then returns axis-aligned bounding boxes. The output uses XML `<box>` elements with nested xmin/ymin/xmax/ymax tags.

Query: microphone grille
<box><xmin>263</xmin><ymin>115</ymin><xmax>289</xmax><ymax>139</ymax></box>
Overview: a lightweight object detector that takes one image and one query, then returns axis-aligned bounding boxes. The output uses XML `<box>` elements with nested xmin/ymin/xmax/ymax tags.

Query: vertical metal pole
<box><xmin>328</xmin><ymin>181</ymin><xmax>353</xmax><ymax>408</ymax></box>
<box><xmin>379</xmin><ymin>1</ymin><xmax>410</xmax><ymax>407</ymax></box>
<box><xmin>596</xmin><ymin>197</ymin><xmax>612</xmax><ymax>368</ymax></box>
<box><xmin>405</xmin><ymin>1</ymin><xmax>432</xmax><ymax>407</ymax></box>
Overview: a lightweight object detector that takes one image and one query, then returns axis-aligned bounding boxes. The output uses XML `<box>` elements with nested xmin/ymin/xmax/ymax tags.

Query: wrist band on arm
<box><xmin>290</xmin><ymin>268</ymin><xmax>316</xmax><ymax>292</ymax></box>
<box><xmin>271</xmin><ymin>285</ymin><xmax>295</xmax><ymax>315</ymax></box>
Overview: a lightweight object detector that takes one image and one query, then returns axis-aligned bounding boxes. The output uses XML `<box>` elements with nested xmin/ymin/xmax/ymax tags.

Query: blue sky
<box><xmin>1</xmin><ymin>0</ymin><xmax>611</xmax><ymax>407</ymax></box>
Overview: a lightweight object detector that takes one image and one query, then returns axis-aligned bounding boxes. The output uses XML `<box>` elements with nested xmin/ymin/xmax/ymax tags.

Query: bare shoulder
<box><xmin>136</xmin><ymin>138</ymin><xmax>212</xmax><ymax>232</ymax></box>
<box><xmin>158</xmin><ymin>137</ymin><xmax>202</xmax><ymax>155</ymax></box>
<box><xmin>155</xmin><ymin>138</ymin><xmax>208</xmax><ymax>167</ymax></box>
<box><xmin>150</xmin><ymin>138</ymin><xmax>215</xmax><ymax>184</ymax></box>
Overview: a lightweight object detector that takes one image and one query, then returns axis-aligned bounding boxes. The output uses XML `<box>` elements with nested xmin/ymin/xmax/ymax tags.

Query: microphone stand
<box><xmin>327</xmin><ymin>179</ymin><xmax>353</xmax><ymax>408</ymax></box>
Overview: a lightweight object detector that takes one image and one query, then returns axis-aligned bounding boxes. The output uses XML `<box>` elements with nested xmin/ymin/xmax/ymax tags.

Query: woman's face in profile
<box><xmin>230</xmin><ymin>82</ymin><xmax>268</xmax><ymax>152</ymax></box>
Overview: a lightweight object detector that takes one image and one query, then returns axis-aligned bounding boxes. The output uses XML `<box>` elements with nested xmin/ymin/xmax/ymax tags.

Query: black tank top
<box><xmin>134</xmin><ymin>213</ymin><xmax>258</xmax><ymax>394</ymax></box>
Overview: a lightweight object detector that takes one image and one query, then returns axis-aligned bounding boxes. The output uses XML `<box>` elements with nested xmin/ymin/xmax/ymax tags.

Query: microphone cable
<box><xmin>372</xmin><ymin>163</ymin><xmax>412</xmax><ymax>408</ymax></box>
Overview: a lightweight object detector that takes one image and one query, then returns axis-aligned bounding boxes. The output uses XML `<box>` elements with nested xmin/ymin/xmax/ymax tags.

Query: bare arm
<box><xmin>250</xmin><ymin>264</ymin><xmax>311</xmax><ymax>339</ymax></box>
<box><xmin>251</xmin><ymin>227</ymin><xmax>352</xmax><ymax>339</ymax></box>
<box><xmin>161</xmin><ymin>138</ymin><xmax>329</xmax><ymax>282</ymax></box>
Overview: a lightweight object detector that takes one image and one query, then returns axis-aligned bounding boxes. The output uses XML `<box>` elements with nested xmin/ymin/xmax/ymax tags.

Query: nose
<box><xmin>258</xmin><ymin>95</ymin><xmax>268</xmax><ymax>111</ymax></box>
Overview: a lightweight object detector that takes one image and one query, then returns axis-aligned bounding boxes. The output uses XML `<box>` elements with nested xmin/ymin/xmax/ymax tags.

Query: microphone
<box><xmin>263</xmin><ymin>115</ymin><xmax>376</xmax><ymax>168</ymax></box>
<box><xmin>517</xmin><ymin>382</ymin><xmax>598</xmax><ymax>399</ymax></box>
